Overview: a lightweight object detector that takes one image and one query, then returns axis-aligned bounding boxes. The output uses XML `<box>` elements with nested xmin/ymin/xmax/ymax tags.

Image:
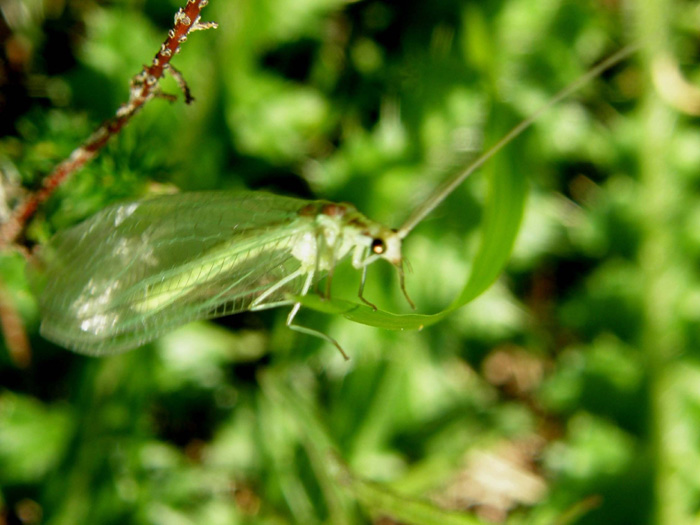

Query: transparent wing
<box><xmin>37</xmin><ymin>191</ymin><xmax>317</xmax><ymax>355</ymax></box>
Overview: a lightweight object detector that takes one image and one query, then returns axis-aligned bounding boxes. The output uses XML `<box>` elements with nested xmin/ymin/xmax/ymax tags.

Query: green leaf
<box><xmin>300</xmin><ymin>119</ymin><xmax>528</xmax><ymax>330</ymax></box>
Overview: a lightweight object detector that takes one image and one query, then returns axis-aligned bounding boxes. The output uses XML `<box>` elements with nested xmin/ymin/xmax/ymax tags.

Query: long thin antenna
<box><xmin>397</xmin><ymin>45</ymin><xmax>638</xmax><ymax>239</ymax></box>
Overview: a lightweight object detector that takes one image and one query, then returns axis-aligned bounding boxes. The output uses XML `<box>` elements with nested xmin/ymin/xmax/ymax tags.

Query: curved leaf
<box><xmin>299</xmin><ymin>121</ymin><xmax>528</xmax><ymax>330</ymax></box>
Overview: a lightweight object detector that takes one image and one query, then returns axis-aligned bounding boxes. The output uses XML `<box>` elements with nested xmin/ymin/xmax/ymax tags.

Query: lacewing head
<box><xmin>312</xmin><ymin>201</ymin><xmax>413</xmax><ymax>309</ymax></box>
<box><xmin>363</xmin><ymin>225</ymin><xmax>402</xmax><ymax>267</ymax></box>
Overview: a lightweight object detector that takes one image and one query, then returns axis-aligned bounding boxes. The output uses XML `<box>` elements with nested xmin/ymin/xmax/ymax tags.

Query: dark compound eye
<box><xmin>371</xmin><ymin>238</ymin><xmax>386</xmax><ymax>254</ymax></box>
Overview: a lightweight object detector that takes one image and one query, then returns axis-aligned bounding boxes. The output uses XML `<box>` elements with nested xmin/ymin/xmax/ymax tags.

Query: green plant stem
<box><xmin>636</xmin><ymin>1</ymin><xmax>687</xmax><ymax>523</ymax></box>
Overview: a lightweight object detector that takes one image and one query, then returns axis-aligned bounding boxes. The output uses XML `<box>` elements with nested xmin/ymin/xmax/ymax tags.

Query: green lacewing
<box><xmin>37</xmin><ymin>192</ymin><xmax>409</xmax><ymax>356</ymax></box>
<box><xmin>35</xmin><ymin>47</ymin><xmax>634</xmax><ymax>356</ymax></box>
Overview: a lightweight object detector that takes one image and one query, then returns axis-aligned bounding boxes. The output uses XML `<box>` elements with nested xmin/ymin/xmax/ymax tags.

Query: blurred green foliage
<box><xmin>1</xmin><ymin>0</ymin><xmax>700</xmax><ymax>524</ymax></box>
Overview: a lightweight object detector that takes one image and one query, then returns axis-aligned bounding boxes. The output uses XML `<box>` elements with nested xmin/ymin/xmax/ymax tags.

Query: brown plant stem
<box><xmin>0</xmin><ymin>0</ymin><xmax>217</xmax><ymax>246</ymax></box>
<box><xmin>0</xmin><ymin>280</ymin><xmax>30</xmax><ymax>367</ymax></box>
